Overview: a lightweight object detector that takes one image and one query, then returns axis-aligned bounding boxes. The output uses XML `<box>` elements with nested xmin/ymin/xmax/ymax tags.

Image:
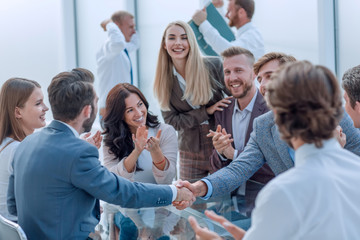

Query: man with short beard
<box><xmin>192</xmin><ymin>0</ymin><xmax>264</xmax><ymax>60</ymax></box>
<box><xmin>208</xmin><ymin>47</ymin><xmax>274</xmax><ymax>186</ymax></box>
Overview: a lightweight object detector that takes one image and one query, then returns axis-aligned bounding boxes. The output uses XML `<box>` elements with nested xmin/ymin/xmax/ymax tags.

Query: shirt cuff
<box><xmin>170</xmin><ymin>185</ymin><xmax>177</xmax><ymax>202</ymax></box>
<box><xmin>199</xmin><ymin>20</ymin><xmax>212</xmax><ymax>33</ymax></box>
<box><xmin>217</xmin><ymin>150</ymin><xmax>228</xmax><ymax>161</ymax></box>
<box><xmin>232</xmin><ymin>149</ymin><xmax>238</xmax><ymax>160</ymax></box>
<box><xmin>200</xmin><ymin>179</ymin><xmax>213</xmax><ymax>200</ymax></box>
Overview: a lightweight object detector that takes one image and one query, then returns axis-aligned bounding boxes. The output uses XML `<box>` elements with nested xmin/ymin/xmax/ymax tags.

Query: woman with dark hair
<box><xmin>102</xmin><ymin>83</ymin><xmax>177</xmax><ymax>184</ymax></box>
<box><xmin>0</xmin><ymin>78</ymin><xmax>49</xmax><ymax>221</ymax></box>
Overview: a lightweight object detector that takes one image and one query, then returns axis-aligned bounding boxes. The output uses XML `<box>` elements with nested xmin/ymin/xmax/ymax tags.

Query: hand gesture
<box><xmin>207</xmin><ymin>125</ymin><xmax>234</xmax><ymax>159</ymax></box>
<box><xmin>334</xmin><ymin>125</ymin><xmax>346</xmax><ymax>148</ymax></box>
<box><xmin>100</xmin><ymin>19</ymin><xmax>112</xmax><ymax>31</ymax></box>
<box><xmin>173</xmin><ymin>185</ymin><xmax>196</xmax><ymax>210</ymax></box>
<box><xmin>81</xmin><ymin>130</ymin><xmax>102</xmax><ymax>149</ymax></box>
<box><xmin>145</xmin><ymin>129</ymin><xmax>162</xmax><ymax>153</ymax></box>
<box><xmin>132</xmin><ymin>125</ymin><xmax>148</xmax><ymax>154</ymax></box>
<box><xmin>212</xmin><ymin>0</ymin><xmax>224</xmax><ymax>8</ymax></box>
<box><xmin>189</xmin><ymin>210</ymin><xmax>246</xmax><ymax>240</ymax></box>
<box><xmin>192</xmin><ymin>8</ymin><xmax>207</xmax><ymax>26</ymax></box>
<box><xmin>206</xmin><ymin>97</ymin><xmax>232</xmax><ymax>115</ymax></box>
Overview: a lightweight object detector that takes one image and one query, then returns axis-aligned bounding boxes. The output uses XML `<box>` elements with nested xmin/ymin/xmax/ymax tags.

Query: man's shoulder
<box><xmin>254</xmin><ymin>111</ymin><xmax>274</xmax><ymax>126</ymax></box>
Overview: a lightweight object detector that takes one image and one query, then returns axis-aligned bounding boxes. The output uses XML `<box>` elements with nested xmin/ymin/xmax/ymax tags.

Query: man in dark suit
<box><xmin>208</xmin><ymin>47</ymin><xmax>274</xmax><ymax>185</ymax></box>
<box><xmin>7</xmin><ymin>68</ymin><xmax>194</xmax><ymax>240</ymax></box>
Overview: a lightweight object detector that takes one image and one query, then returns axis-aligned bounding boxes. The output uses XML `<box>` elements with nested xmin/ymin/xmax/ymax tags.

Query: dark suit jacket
<box><xmin>209</xmin><ymin>91</ymin><xmax>275</xmax><ymax>183</ymax></box>
<box><xmin>162</xmin><ymin>57</ymin><xmax>228</xmax><ymax>152</ymax></box>
<box><xmin>7</xmin><ymin>121</ymin><xmax>173</xmax><ymax>240</ymax></box>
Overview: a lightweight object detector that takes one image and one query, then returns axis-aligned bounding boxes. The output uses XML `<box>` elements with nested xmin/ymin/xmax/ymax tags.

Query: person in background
<box><xmin>0</xmin><ymin>78</ymin><xmax>48</xmax><ymax>221</ymax></box>
<box><xmin>192</xmin><ymin>0</ymin><xmax>264</xmax><ymax>60</ymax></box>
<box><xmin>189</xmin><ymin>61</ymin><xmax>360</xmax><ymax>240</ymax></box>
<box><xmin>96</xmin><ymin>10</ymin><xmax>139</xmax><ymax>117</ymax></box>
<box><xmin>7</xmin><ymin>68</ymin><xmax>194</xmax><ymax>239</ymax></box>
<box><xmin>103</xmin><ymin>83</ymin><xmax>177</xmax><ymax>185</ymax></box>
<box><xmin>342</xmin><ymin>65</ymin><xmax>360</xmax><ymax>128</ymax></box>
<box><xmin>154</xmin><ymin>20</ymin><xmax>231</xmax><ymax>181</ymax></box>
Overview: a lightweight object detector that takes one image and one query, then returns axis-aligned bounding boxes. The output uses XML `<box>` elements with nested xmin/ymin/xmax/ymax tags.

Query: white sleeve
<box><xmin>100</xmin><ymin>22</ymin><xmax>127</xmax><ymax>58</ymax></box>
<box><xmin>198</xmin><ymin>20</ymin><xmax>234</xmax><ymax>55</ymax></box>
<box><xmin>102</xmin><ymin>145</ymin><xmax>135</xmax><ymax>181</ymax></box>
<box><xmin>153</xmin><ymin>124</ymin><xmax>178</xmax><ymax>184</ymax></box>
<box><xmin>243</xmin><ymin>182</ymin><xmax>302</xmax><ymax>240</ymax></box>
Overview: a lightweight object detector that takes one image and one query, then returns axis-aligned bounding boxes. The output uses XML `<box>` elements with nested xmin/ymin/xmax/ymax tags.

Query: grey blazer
<box><xmin>7</xmin><ymin>121</ymin><xmax>173</xmax><ymax>240</ymax></box>
<box><xmin>162</xmin><ymin>57</ymin><xmax>227</xmax><ymax>152</ymax></box>
<box><xmin>205</xmin><ymin>111</ymin><xmax>360</xmax><ymax>198</ymax></box>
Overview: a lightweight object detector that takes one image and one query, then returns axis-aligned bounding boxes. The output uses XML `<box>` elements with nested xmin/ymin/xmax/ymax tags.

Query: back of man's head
<box><xmin>342</xmin><ymin>65</ymin><xmax>360</xmax><ymax>109</ymax></box>
<box><xmin>111</xmin><ymin>11</ymin><xmax>133</xmax><ymax>25</ymax></box>
<box><xmin>235</xmin><ymin>0</ymin><xmax>255</xmax><ymax>20</ymax></box>
<box><xmin>266</xmin><ymin>61</ymin><xmax>343</xmax><ymax>148</ymax></box>
<box><xmin>221</xmin><ymin>46</ymin><xmax>255</xmax><ymax>66</ymax></box>
<box><xmin>254</xmin><ymin>52</ymin><xmax>297</xmax><ymax>75</ymax></box>
<box><xmin>48</xmin><ymin>68</ymin><xmax>95</xmax><ymax>122</ymax></box>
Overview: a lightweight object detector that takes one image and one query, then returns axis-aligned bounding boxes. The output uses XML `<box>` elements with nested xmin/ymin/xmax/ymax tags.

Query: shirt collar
<box><xmin>54</xmin><ymin>120</ymin><xmax>80</xmax><ymax>138</ymax></box>
<box><xmin>233</xmin><ymin>89</ymin><xmax>258</xmax><ymax>114</ymax></box>
<box><xmin>237</xmin><ymin>22</ymin><xmax>253</xmax><ymax>36</ymax></box>
<box><xmin>295</xmin><ymin>138</ymin><xmax>340</xmax><ymax>166</ymax></box>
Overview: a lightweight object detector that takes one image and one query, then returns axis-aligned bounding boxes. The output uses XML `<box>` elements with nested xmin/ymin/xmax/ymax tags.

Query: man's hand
<box><xmin>189</xmin><ymin>210</ymin><xmax>246</xmax><ymax>240</ymax></box>
<box><xmin>207</xmin><ymin>125</ymin><xmax>234</xmax><ymax>158</ymax></box>
<box><xmin>212</xmin><ymin>0</ymin><xmax>224</xmax><ymax>8</ymax></box>
<box><xmin>192</xmin><ymin>8</ymin><xmax>207</xmax><ymax>26</ymax></box>
<box><xmin>100</xmin><ymin>19</ymin><xmax>112</xmax><ymax>31</ymax></box>
<box><xmin>173</xmin><ymin>186</ymin><xmax>196</xmax><ymax>210</ymax></box>
<box><xmin>81</xmin><ymin>130</ymin><xmax>102</xmax><ymax>149</ymax></box>
<box><xmin>334</xmin><ymin>125</ymin><xmax>346</xmax><ymax>148</ymax></box>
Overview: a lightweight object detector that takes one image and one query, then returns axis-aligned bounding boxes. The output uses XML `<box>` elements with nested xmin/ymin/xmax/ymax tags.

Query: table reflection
<box><xmin>96</xmin><ymin>180</ymin><xmax>264</xmax><ymax>240</ymax></box>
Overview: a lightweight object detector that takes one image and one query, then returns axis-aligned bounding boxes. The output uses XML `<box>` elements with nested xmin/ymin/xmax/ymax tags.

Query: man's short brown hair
<box><xmin>221</xmin><ymin>46</ymin><xmax>255</xmax><ymax>66</ymax></box>
<box><xmin>235</xmin><ymin>0</ymin><xmax>255</xmax><ymax>20</ymax></box>
<box><xmin>48</xmin><ymin>68</ymin><xmax>95</xmax><ymax>122</ymax></box>
<box><xmin>266</xmin><ymin>61</ymin><xmax>343</xmax><ymax>148</ymax></box>
<box><xmin>253</xmin><ymin>52</ymin><xmax>296</xmax><ymax>75</ymax></box>
<box><xmin>342</xmin><ymin>65</ymin><xmax>360</xmax><ymax>109</ymax></box>
<box><xmin>111</xmin><ymin>11</ymin><xmax>133</xmax><ymax>25</ymax></box>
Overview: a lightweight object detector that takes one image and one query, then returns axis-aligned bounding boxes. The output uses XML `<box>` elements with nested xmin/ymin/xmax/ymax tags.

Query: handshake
<box><xmin>171</xmin><ymin>180</ymin><xmax>208</xmax><ymax>210</ymax></box>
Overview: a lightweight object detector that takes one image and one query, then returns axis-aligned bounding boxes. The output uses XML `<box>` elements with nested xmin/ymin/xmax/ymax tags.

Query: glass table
<box><xmin>95</xmin><ymin>180</ymin><xmax>264</xmax><ymax>240</ymax></box>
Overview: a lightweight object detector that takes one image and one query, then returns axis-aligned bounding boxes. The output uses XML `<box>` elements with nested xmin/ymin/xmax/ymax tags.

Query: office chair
<box><xmin>0</xmin><ymin>215</ymin><xmax>27</xmax><ymax>240</ymax></box>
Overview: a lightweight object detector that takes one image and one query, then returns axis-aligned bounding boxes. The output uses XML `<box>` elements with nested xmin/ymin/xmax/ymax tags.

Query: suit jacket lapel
<box><xmin>271</xmin><ymin>122</ymin><xmax>294</xmax><ymax>169</ymax></box>
<box><xmin>245</xmin><ymin>91</ymin><xmax>269</xmax><ymax>143</ymax></box>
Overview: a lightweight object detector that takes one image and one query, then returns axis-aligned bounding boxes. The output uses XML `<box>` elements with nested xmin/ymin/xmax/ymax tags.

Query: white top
<box><xmin>244</xmin><ymin>138</ymin><xmax>360</xmax><ymax>240</ymax></box>
<box><xmin>96</xmin><ymin>22</ymin><xmax>140</xmax><ymax>108</ymax></box>
<box><xmin>103</xmin><ymin>123</ymin><xmax>178</xmax><ymax>184</ymax></box>
<box><xmin>0</xmin><ymin>137</ymin><xmax>20</xmax><ymax>221</ymax></box>
<box><xmin>199</xmin><ymin>21</ymin><xmax>265</xmax><ymax>61</ymax></box>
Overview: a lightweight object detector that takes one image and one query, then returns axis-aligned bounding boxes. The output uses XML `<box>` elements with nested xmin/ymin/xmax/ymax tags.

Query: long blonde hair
<box><xmin>153</xmin><ymin>21</ymin><xmax>214</xmax><ymax>111</ymax></box>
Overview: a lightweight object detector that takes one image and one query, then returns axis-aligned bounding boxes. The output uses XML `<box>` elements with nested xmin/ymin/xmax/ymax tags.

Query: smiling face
<box><xmin>117</xmin><ymin>15</ymin><xmax>136</xmax><ymax>42</ymax></box>
<box><xmin>15</xmin><ymin>87</ymin><xmax>48</xmax><ymax>135</ymax></box>
<box><xmin>223</xmin><ymin>54</ymin><xmax>255</xmax><ymax>99</ymax></box>
<box><xmin>124</xmin><ymin>93</ymin><xmax>147</xmax><ymax>134</ymax></box>
<box><xmin>164</xmin><ymin>24</ymin><xmax>190</xmax><ymax>62</ymax></box>
<box><xmin>226</xmin><ymin>0</ymin><xmax>241</xmax><ymax>27</ymax></box>
<box><xmin>257</xmin><ymin>59</ymin><xmax>281</xmax><ymax>96</ymax></box>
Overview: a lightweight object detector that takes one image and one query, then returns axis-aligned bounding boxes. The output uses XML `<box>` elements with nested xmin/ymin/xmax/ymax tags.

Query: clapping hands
<box><xmin>81</xmin><ymin>130</ymin><xmax>102</xmax><ymax>149</ymax></box>
<box><xmin>132</xmin><ymin>125</ymin><xmax>162</xmax><ymax>154</ymax></box>
<box><xmin>207</xmin><ymin>125</ymin><xmax>234</xmax><ymax>159</ymax></box>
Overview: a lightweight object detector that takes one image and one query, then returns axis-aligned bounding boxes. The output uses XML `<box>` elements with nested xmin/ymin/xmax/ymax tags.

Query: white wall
<box><xmin>337</xmin><ymin>0</ymin><xmax>360</xmax><ymax>79</ymax></box>
<box><xmin>0</xmin><ymin>0</ymin><xmax>77</xmax><ymax>122</ymax></box>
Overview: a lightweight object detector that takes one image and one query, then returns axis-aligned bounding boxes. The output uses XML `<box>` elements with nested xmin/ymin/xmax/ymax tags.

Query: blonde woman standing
<box><xmin>154</xmin><ymin>21</ymin><xmax>231</xmax><ymax>180</ymax></box>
